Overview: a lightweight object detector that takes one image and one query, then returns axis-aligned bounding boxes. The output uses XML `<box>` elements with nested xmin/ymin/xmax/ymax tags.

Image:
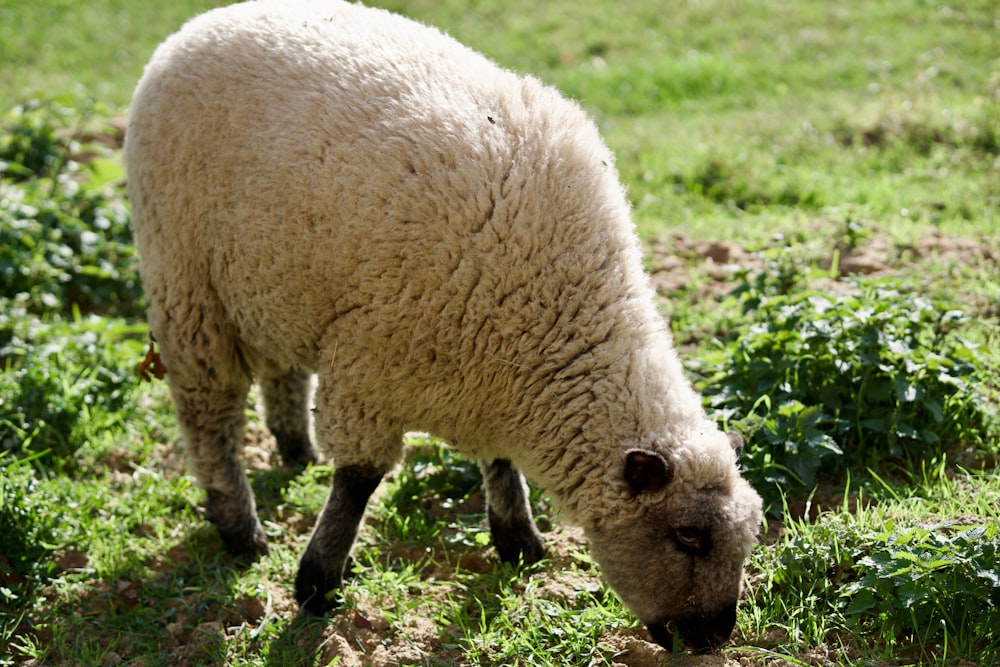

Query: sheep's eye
<box><xmin>674</xmin><ymin>527</ymin><xmax>704</xmax><ymax>553</ymax></box>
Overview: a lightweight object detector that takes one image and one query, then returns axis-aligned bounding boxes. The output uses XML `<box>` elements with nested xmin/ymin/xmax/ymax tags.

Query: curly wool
<box><xmin>126</xmin><ymin>0</ymin><xmax>739</xmax><ymax>531</ymax></box>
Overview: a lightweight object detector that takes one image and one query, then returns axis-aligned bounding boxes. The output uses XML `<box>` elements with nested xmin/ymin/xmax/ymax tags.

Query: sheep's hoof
<box><xmin>273</xmin><ymin>430</ymin><xmax>318</xmax><ymax>467</ymax></box>
<box><xmin>204</xmin><ymin>492</ymin><xmax>271</xmax><ymax>561</ymax></box>
<box><xmin>489</xmin><ymin>510</ymin><xmax>546</xmax><ymax>566</ymax></box>
<box><xmin>294</xmin><ymin>557</ymin><xmax>343</xmax><ymax>615</ymax></box>
<box><xmin>494</xmin><ymin>537</ymin><xmax>546</xmax><ymax>566</ymax></box>
<box><xmin>217</xmin><ymin>518</ymin><xmax>271</xmax><ymax>562</ymax></box>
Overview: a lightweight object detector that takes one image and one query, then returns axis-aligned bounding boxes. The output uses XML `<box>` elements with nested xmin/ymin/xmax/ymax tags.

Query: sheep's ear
<box><xmin>727</xmin><ymin>432</ymin><xmax>744</xmax><ymax>460</ymax></box>
<box><xmin>624</xmin><ymin>449</ymin><xmax>672</xmax><ymax>495</ymax></box>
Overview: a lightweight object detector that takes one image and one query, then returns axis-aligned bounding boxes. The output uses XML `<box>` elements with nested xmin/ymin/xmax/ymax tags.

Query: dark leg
<box><xmin>479</xmin><ymin>459</ymin><xmax>545</xmax><ymax>565</ymax></box>
<box><xmin>294</xmin><ymin>464</ymin><xmax>384</xmax><ymax>615</ymax></box>
<box><xmin>145</xmin><ymin>266</ymin><xmax>269</xmax><ymax>560</ymax></box>
<box><xmin>170</xmin><ymin>380</ymin><xmax>270</xmax><ymax>561</ymax></box>
<box><xmin>260</xmin><ymin>367</ymin><xmax>317</xmax><ymax>466</ymax></box>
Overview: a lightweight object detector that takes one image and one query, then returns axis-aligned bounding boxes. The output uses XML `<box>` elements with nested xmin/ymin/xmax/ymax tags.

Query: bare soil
<box><xmin>645</xmin><ymin>222</ymin><xmax>997</xmax><ymax>307</ymax></box>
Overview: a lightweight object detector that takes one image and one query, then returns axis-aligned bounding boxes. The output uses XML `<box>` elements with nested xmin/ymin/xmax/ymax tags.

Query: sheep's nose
<box><xmin>676</xmin><ymin>602</ymin><xmax>737</xmax><ymax>652</ymax></box>
<box><xmin>648</xmin><ymin>602</ymin><xmax>738</xmax><ymax>653</ymax></box>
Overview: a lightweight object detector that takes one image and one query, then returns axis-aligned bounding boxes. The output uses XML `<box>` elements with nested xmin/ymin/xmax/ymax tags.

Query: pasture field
<box><xmin>1</xmin><ymin>1</ymin><xmax>998</xmax><ymax>665</ymax></box>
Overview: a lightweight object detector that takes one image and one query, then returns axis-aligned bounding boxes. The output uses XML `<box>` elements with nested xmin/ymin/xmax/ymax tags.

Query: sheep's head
<box><xmin>585</xmin><ymin>431</ymin><xmax>763</xmax><ymax>652</ymax></box>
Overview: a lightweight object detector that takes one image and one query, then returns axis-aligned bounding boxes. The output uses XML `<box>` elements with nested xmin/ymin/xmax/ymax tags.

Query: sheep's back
<box><xmin>126</xmin><ymin>0</ymin><xmax>648</xmax><ymax>445</ymax></box>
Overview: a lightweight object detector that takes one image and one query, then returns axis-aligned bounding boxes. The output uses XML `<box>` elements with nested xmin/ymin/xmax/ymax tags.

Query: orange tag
<box><xmin>136</xmin><ymin>336</ymin><xmax>167</xmax><ymax>382</ymax></box>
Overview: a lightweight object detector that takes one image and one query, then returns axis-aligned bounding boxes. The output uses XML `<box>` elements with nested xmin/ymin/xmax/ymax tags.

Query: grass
<box><xmin>741</xmin><ymin>465</ymin><xmax>1000</xmax><ymax>665</ymax></box>
<box><xmin>0</xmin><ymin>0</ymin><xmax>222</xmax><ymax>109</ymax></box>
<box><xmin>1</xmin><ymin>0</ymin><xmax>999</xmax><ymax>665</ymax></box>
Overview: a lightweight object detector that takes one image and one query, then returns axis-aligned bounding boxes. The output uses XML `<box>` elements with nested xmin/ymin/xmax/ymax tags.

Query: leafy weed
<box><xmin>703</xmin><ymin>274</ymin><xmax>997</xmax><ymax>505</ymax></box>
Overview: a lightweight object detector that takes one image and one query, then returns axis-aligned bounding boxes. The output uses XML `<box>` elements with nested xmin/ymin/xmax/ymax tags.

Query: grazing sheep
<box><xmin>125</xmin><ymin>0</ymin><xmax>763</xmax><ymax>651</ymax></box>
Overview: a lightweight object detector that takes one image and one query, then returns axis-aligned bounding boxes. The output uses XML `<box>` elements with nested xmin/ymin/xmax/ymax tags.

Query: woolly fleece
<box><xmin>125</xmin><ymin>0</ymin><xmax>763</xmax><ymax>640</ymax></box>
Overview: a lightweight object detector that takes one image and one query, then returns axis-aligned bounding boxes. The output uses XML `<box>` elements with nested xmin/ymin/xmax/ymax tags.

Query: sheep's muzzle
<box><xmin>646</xmin><ymin>601</ymin><xmax>737</xmax><ymax>653</ymax></box>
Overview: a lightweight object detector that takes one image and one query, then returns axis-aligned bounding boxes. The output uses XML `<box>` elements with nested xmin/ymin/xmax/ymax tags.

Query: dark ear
<box><xmin>727</xmin><ymin>431</ymin><xmax>744</xmax><ymax>460</ymax></box>
<box><xmin>624</xmin><ymin>449</ymin><xmax>672</xmax><ymax>495</ymax></box>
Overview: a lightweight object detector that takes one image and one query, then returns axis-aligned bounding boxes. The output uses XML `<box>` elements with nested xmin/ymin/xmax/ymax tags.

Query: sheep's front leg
<box><xmin>479</xmin><ymin>459</ymin><xmax>545</xmax><ymax>565</ymax></box>
<box><xmin>294</xmin><ymin>464</ymin><xmax>383</xmax><ymax>615</ymax></box>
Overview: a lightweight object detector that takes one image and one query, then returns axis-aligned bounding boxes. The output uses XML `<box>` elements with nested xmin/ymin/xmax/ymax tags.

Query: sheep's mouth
<box><xmin>644</xmin><ymin>623</ymin><xmax>676</xmax><ymax>650</ymax></box>
<box><xmin>645</xmin><ymin>622</ymin><xmax>727</xmax><ymax>654</ymax></box>
<box><xmin>646</xmin><ymin>603</ymin><xmax>737</xmax><ymax>653</ymax></box>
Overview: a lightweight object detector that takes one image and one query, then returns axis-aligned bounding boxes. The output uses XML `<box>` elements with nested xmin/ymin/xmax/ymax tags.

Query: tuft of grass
<box><xmin>741</xmin><ymin>468</ymin><xmax>1000</xmax><ymax>665</ymax></box>
<box><xmin>0</xmin><ymin>314</ymin><xmax>149</xmax><ymax>469</ymax></box>
<box><xmin>667</xmin><ymin>154</ymin><xmax>825</xmax><ymax>214</ymax></box>
<box><xmin>0</xmin><ymin>452</ymin><xmax>62</xmax><ymax>615</ymax></box>
<box><xmin>457</xmin><ymin>577</ymin><xmax>630</xmax><ymax>666</ymax></box>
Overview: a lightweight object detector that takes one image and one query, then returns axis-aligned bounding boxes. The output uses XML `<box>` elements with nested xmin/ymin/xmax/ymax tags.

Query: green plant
<box><xmin>0</xmin><ymin>314</ymin><xmax>146</xmax><ymax>466</ymax></box>
<box><xmin>745</xmin><ymin>478</ymin><xmax>1000</xmax><ymax>663</ymax></box>
<box><xmin>840</xmin><ymin>522</ymin><xmax>1000</xmax><ymax>644</ymax></box>
<box><xmin>730</xmin><ymin>245</ymin><xmax>812</xmax><ymax>310</ymax></box>
<box><xmin>0</xmin><ymin>180</ymin><xmax>141</xmax><ymax>318</ymax></box>
<box><xmin>703</xmin><ymin>277</ymin><xmax>996</xmax><ymax>504</ymax></box>
<box><xmin>1</xmin><ymin>100</ymin><xmax>141</xmax><ymax>320</ymax></box>
<box><xmin>836</xmin><ymin>217</ymin><xmax>872</xmax><ymax>253</ymax></box>
<box><xmin>0</xmin><ymin>99</ymin><xmax>73</xmax><ymax>181</ymax></box>
<box><xmin>0</xmin><ymin>452</ymin><xmax>62</xmax><ymax>612</ymax></box>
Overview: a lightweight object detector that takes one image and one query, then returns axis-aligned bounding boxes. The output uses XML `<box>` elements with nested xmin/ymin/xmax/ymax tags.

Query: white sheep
<box><xmin>125</xmin><ymin>0</ymin><xmax>763</xmax><ymax>651</ymax></box>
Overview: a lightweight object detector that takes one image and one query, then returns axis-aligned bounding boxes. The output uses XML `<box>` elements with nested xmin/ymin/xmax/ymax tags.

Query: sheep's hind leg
<box><xmin>169</xmin><ymin>363</ymin><xmax>268</xmax><ymax>560</ymax></box>
<box><xmin>295</xmin><ymin>464</ymin><xmax>384</xmax><ymax>615</ymax></box>
<box><xmin>479</xmin><ymin>459</ymin><xmax>545</xmax><ymax>565</ymax></box>
<box><xmin>259</xmin><ymin>367</ymin><xmax>317</xmax><ymax>466</ymax></box>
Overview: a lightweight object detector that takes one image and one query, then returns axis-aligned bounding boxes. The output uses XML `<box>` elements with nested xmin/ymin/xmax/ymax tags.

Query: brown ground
<box><xmin>646</xmin><ymin>222</ymin><xmax>996</xmax><ymax>306</ymax></box>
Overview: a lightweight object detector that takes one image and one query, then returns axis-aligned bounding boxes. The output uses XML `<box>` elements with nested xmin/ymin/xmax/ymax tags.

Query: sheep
<box><xmin>124</xmin><ymin>0</ymin><xmax>764</xmax><ymax>651</ymax></box>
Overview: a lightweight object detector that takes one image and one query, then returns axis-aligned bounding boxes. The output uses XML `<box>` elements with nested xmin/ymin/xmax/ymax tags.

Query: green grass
<box><xmin>2</xmin><ymin>0</ymin><xmax>999</xmax><ymax>665</ymax></box>
<box><xmin>0</xmin><ymin>0</ymin><xmax>223</xmax><ymax>109</ymax></box>
<box><xmin>741</xmin><ymin>466</ymin><xmax>1000</xmax><ymax>665</ymax></box>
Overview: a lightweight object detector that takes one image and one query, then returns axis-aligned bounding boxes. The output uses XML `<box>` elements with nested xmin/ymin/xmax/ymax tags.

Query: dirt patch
<box><xmin>312</xmin><ymin>601</ymin><xmax>466</xmax><ymax>667</ymax></box>
<box><xmin>645</xmin><ymin>223</ymin><xmax>998</xmax><ymax>306</ymax></box>
<box><xmin>601</xmin><ymin>630</ymin><xmax>739</xmax><ymax>667</ymax></box>
<box><xmin>647</xmin><ymin>235</ymin><xmax>759</xmax><ymax>300</ymax></box>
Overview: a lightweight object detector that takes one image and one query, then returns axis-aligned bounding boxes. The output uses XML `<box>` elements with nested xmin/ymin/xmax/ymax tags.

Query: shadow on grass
<box><xmin>250</xmin><ymin>462</ymin><xmax>321</xmax><ymax>517</ymax></box>
<box><xmin>10</xmin><ymin>526</ymin><xmax>247</xmax><ymax>665</ymax></box>
<box><xmin>10</xmin><ymin>462</ymin><xmax>320</xmax><ymax>666</ymax></box>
